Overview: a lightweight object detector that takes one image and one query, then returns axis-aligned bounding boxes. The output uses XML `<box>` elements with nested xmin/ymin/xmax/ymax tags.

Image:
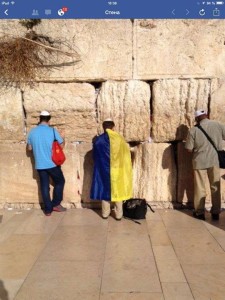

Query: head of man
<box><xmin>194</xmin><ymin>109</ymin><xmax>207</xmax><ymax>123</ymax></box>
<box><xmin>102</xmin><ymin>118</ymin><xmax>115</xmax><ymax>132</ymax></box>
<box><xmin>40</xmin><ymin>110</ymin><xmax>51</xmax><ymax>123</ymax></box>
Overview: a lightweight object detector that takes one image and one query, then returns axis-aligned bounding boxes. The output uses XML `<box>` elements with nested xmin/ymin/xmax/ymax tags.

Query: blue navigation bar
<box><xmin>0</xmin><ymin>0</ymin><xmax>224</xmax><ymax>19</ymax></box>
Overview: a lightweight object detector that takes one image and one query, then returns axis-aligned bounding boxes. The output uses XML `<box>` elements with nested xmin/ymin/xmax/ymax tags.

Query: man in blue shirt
<box><xmin>27</xmin><ymin>111</ymin><xmax>66</xmax><ymax>216</ymax></box>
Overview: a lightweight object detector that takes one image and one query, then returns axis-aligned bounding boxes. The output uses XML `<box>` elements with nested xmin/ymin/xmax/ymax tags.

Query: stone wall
<box><xmin>1</xmin><ymin>19</ymin><xmax>225</xmax><ymax>209</ymax></box>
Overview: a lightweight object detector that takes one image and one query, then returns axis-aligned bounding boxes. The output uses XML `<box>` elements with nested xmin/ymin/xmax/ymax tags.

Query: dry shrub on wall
<box><xmin>0</xmin><ymin>19</ymin><xmax>80</xmax><ymax>89</ymax></box>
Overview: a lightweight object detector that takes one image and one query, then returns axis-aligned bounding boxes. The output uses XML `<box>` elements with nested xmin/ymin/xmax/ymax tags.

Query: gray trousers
<box><xmin>102</xmin><ymin>200</ymin><xmax>123</xmax><ymax>219</ymax></box>
<box><xmin>194</xmin><ymin>166</ymin><xmax>221</xmax><ymax>215</ymax></box>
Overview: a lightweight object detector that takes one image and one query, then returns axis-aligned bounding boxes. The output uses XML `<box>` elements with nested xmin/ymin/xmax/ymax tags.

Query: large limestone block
<box><xmin>97</xmin><ymin>80</ymin><xmax>151</xmax><ymax>142</ymax></box>
<box><xmin>33</xmin><ymin>20</ymin><xmax>132</xmax><ymax>81</ymax></box>
<box><xmin>152</xmin><ymin>79</ymin><xmax>210</xmax><ymax>142</ymax></box>
<box><xmin>0</xmin><ymin>143</ymin><xmax>39</xmax><ymax>203</ymax></box>
<box><xmin>23</xmin><ymin>82</ymin><xmax>97</xmax><ymax>142</ymax></box>
<box><xmin>177</xmin><ymin>142</ymin><xmax>194</xmax><ymax>205</ymax></box>
<box><xmin>61</xmin><ymin>143</ymin><xmax>81</xmax><ymax>203</ymax></box>
<box><xmin>133</xmin><ymin>20</ymin><xmax>225</xmax><ymax>79</ymax></box>
<box><xmin>76</xmin><ymin>143</ymin><xmax>94</xmax><ymax>204</ymax></box>
<box><xmin>0</xmin><ymin>143</ymin><xmax>82</xmax><ymax>205</ymax></box>
<box><xmin>133</xmin><ymin>143</ymin><xmax>177</xmax><ymax>202</ymax></box>
<box><xmin>210</xmin><ymin>79</ymin><xmax>225</xmax><ymax>124</ymax></box>
<box><xmin>0</xmin><ymin>89</ymin><xmax>24</xmax><ymax>141</ymax></box>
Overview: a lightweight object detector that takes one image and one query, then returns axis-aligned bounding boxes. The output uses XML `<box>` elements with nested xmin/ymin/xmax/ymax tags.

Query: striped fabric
<box><xmin>90</xmin><ymin>129</ymin><xmax>133</xmax><ymax>202</ymax></box>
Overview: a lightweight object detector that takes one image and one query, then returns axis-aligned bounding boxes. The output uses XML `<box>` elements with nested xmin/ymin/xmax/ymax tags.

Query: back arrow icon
<box><xmin>4</xmin><ymin>9</ymin><xmax>8</xmax><ymax>15</ymax></box>
<box><xmin>172</xmin><ymin>9</ymin><xmax>175</xmax><ymax>15</ymax></box>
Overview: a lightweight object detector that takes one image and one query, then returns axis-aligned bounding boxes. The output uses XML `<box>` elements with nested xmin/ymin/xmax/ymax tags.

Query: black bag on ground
<box><xmin>123</xmin><ymin>198</ymin><xmax>154</xmax><ymax>220</ymax></box>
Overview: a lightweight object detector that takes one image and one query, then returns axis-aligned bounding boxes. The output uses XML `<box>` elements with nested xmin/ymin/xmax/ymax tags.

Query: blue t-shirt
<box><xmin>27</xmin><ymin>124</ymin><xmax>63</xmax><ymax>170</ymax></box>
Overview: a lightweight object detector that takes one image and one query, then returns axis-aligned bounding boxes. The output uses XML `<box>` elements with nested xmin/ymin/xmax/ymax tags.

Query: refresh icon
<box><xmin>199</xmin><ymin>9</ymin><xmax>206</xmax><ymax>16</ymax></box>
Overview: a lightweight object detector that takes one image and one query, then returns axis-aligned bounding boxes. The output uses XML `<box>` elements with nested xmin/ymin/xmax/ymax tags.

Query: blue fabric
<box><xmin>90</xmin><ymin>133</ymin><xmax>111</xmax><ymax>201</ymax></box>
<box><xmin>27</xmin><ymin>124</ymin><xmax>63</xmax><ymax>170</ymax></box>
<box><xmin>38</xmin><ymin>166</ymin><xmax>65</xmax><ymax>213</ymax></box>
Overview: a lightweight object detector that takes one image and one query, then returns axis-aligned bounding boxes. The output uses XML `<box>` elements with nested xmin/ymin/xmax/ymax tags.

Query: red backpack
<box><xmin>52</xmin><ymin>128</ymin><xmax>66</xmax><ymax>166</ymax></box>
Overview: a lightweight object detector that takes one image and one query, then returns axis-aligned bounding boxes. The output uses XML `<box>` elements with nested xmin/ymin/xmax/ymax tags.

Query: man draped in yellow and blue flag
<box><xmin>90</xmin><ymin>119</ymin><xmax>133</xmax><ymax>220</ymax></box>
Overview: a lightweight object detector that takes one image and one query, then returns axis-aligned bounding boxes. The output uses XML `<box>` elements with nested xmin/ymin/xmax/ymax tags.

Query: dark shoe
<box><xmin>211</xmin><ymin>213</ymin><xmax>219</xmax><ymax>221</ymax></box>
<box><xmin>44</xmin><ymin>212</ymin><xmax>51</xmax><ymax>216</ymax></box>
<box><xmin>53</xmin><ymin>205</ymin><xmax>67</xmax><ymax>212</ymax></box>
<box><xmin>193</xmin><ymin>212</ymin><xmax>205</xmax><ymax>220</ymax></box>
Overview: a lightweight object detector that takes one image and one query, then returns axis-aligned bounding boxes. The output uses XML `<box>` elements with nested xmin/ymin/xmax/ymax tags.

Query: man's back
<box><xmin>186</xmin><ymin>118</ymin><xmax>225</xmax><ymax>169</ymax></box>
<box><xmin>27</xmin><ymin>125</ymin><xmax>62</xmax><ymax>169</ymax></box>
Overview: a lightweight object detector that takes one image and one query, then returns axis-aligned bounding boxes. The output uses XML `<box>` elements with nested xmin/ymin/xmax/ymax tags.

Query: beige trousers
<box><xmin>102</xmin><ymin>200</ymin><xmax>123</xmax><ymax>219</ymax></box>
<box><xmin>194</xmin><ymin>166</ymin><xmax>221</xmax><ymax>215</ymax></box>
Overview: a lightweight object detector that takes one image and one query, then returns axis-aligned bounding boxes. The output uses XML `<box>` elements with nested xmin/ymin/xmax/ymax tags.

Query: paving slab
<box><xmin>0</xmin><ymin>208</ymin><xmax>224</xmax><ymax>299</ymax></box>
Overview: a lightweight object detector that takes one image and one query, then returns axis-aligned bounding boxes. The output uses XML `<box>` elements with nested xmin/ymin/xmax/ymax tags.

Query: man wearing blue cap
<box><xmin>27</xmin><ymin>111</ymin><xmax>66</xmax><ymax>216</ymax></box>
<box><xmin>185</xmin><ymin>109</ymin><xmax>225</xmax><ymax>220</ymax></box>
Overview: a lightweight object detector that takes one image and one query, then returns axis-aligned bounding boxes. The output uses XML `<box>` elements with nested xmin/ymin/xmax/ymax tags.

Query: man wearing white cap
<box><xmin>27</xmin><ymin>111</ymin><xmax>66</xmax><ymax>216</ymax></box>
<box><xmin>185</xmin><ymin>109</ymin><xmax>225</xmax><ymax>220</ymax></box>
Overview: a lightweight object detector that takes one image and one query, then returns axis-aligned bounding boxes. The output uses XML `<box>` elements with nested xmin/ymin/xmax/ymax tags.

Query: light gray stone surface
<box><xmin>210</xmin><ymin>79</ymin><xmax>225</xmax><ymax>124</ymax></box>
<box><xmin>133</xmin><ymin>143</ymin><xmax>177</xmax><ymax>202</ymax></box>
<box><xmin>97</xmin><ymin>80</ymin><xmax>151</xmax><ymax>142</ymax></box>
<box><xmin>0</xmin><ymin>141</ymin><xmax>96</xmax><ymax>206</ymax></box>
<box><xmin>152</xmin><ymin>79</ymin><xmax>210</xmax><ymax>142</ymax></box>
<box><xmin>0</xmin><ymin>89</ymin><xmax>24</xmax><ymax>141</ymax></box>
<box><xmin>0</xmin><ymin>143</ymin><xmax>39</xmax><ymax>203</ymax></box>
<box><xmin>35</xmin><ymin>20</ymin><xmax>133</xmax><ymax>81</ymax></box>
<box><xmin>0</xmin><ymin>19</ymin><xmax>225</xmax><ymax>206</ymax></box>
<box><xmin>177</xmin><ymin>142</ymin><xmax>194</xmax><ymax>205</ymax></box>
<box><xmin>76</xmin><ymin>143</ymin><xmax>94</xmax><ymax>204</ymax></box>
<box><xmin>23</xmin><ymin>82</ymin><xmax>97</xmax><ymax>142</ymax></box>
<box><xmin>0</xmin><ymin>143</ymin><xmax>82</xmax><ymax>205</ymax></box>
<box><xmin>133</xmin><ymin>20</ymin><xmax>225</xmax><ymax>79</ymax></box>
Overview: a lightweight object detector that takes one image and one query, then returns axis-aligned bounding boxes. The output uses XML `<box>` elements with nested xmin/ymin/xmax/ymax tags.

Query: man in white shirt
<box><xmin>185</xmin><ymin>109</ymin><xmax>225</xmax><ymax>221</ymax></box>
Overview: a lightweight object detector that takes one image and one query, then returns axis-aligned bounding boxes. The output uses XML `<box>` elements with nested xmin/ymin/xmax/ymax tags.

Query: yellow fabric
<box><xmin>107</xmin><ymin>129</ymin><xmax>133</xmax><ymax>202</ymax></box>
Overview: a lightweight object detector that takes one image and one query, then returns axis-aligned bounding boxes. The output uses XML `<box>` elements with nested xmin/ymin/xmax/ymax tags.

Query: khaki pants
<box><xmin>194</xmin><ymin>166</ymin><xmax>221</xmax><ymax>215</ymax></box>
<box><xmin>102</xmin><ymin>200</ymin><xmax>123</xmax><ymax>219</ymax></box>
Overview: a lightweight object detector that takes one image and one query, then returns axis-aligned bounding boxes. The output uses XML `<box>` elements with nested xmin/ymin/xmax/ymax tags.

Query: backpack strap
<box><xmin>147</xmin><ymin>203</ymin><xmax>155</xmax><ymax>213</ymax></box>
<box><xmin>196</xmin><ymin>124</ymin><xmax>218</xmax><ymax>152</ymax></box>
<box><xmin>53</xmin><ymin>128</ymin><xmax>57</xmax><ymax>141</ymax></box>
<box><xmin>123</xmin><ymin>216</ymin><xmax>141</xmax><ymax>225</ymax></box>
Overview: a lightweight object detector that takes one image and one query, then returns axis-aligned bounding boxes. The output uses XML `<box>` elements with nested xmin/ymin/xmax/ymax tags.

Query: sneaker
<box><xmin>44</xmin><ymin>212</ymin><xmax>51</xmax><ymax>216</ymax></box>
<box><xmin>102</xmin><ymin>216</ymin><xmax>108</xmax><ymax>220</ymax></box>
<box><xmin>115</xmin><ymin>217</ymin><xmax>122</xmax><ymax>221</ymax></box>
<box><xmin>193</xmin><ymin>212</ymin><xmax>205</xmax><ymax>220</ymax></box>
<box><xmin>211</xmin><ymin>213</ymin><xmax>219</xmax><ymax>221</ymax></box>
<box><xmin>53</xmin><ymin>205</ymin><xmax>67</xmax><ymax>212</ymax></box>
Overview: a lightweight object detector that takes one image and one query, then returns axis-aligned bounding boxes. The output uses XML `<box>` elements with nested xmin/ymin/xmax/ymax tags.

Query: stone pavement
<box><xmin>0</xmin><ymin>208</ymin><xmax>225</xmax><ymax>300</ymax></box>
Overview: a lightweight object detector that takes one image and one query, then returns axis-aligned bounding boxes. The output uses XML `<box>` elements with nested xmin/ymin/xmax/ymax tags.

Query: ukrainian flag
<box><xmin>90</xmin><ymin>129</ymin><xmax>133</xmax><ymax>202</ymax></box>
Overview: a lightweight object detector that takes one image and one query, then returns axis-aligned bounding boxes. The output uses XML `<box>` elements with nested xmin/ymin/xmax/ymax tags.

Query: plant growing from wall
<box><xmin>0</xmin><ymin>19</ymin><xmax>80</xmax><ymax>89</ymax></box>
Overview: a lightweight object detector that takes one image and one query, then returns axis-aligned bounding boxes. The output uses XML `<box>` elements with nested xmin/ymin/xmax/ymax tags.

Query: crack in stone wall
<box><xmin>89</xmin><ymin>81</ymin><xmax>103</xmax><ymax>126</ymax></box>
<box><xmin>21</xmin><ymin>90</ymin><xmax>27</xmax><ymax>137</ymax></box>
<box><xmin>130</xmin><ymin>19</ymin><xmax>135</xmax><ymax>80</ymax></box>
<box><xmin>208</xmin><ymin>79</ymin><xmax>212</xmax><ymax>118</ymax></box>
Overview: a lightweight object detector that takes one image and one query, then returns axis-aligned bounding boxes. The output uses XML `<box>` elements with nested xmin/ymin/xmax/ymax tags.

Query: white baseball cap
<box><xmin>194</xmin><ymin>109</ymin><xmax>207</xmax><ymax>117</ymax></box>
<box><xmin>103</xmin><ymin>118</ymin><xmax>113</xmax><ymax>122</ymax></box>
<box><xmin>40</xmin><ymin>110</ymin><xmax>50</xmax><ymax>116</ymax></box>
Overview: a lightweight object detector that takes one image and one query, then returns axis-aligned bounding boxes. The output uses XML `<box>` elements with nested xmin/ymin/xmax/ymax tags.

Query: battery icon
<box><xmin>216</xmin><ymin>1</ymin><xmax>224</xmax><ymax>4</ymax></box>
